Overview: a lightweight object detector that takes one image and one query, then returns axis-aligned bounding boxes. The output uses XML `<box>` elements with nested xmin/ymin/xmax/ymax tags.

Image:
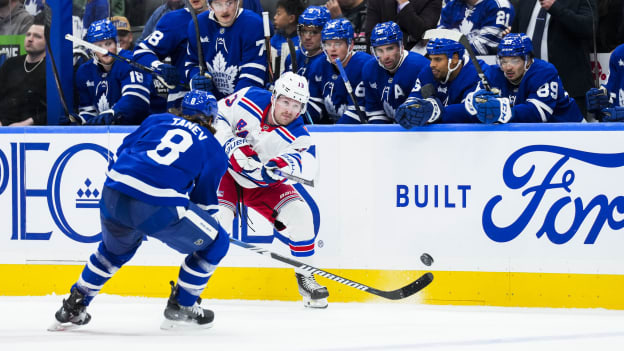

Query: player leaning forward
<box><xmin>214</xmin><ymin>72</ymin><xmax>329</xmax><ymax>308</ymax></box>
<box><xmin>51</xmin><ymin>90</ymin><xmax>230</xmax><ymax>330</ymax></box>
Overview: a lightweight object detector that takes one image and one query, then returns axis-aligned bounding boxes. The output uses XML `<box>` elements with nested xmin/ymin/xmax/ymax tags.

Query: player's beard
<box><xmin>26</xmin><ymin>47</ymin><xmax>45</xmax><ymax>58</ymax></box>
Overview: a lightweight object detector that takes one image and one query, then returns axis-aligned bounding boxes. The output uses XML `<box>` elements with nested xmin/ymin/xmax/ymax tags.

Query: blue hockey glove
<box><xmin>586</xmin><ymin>87</ymin><xmax>609</xmax><ymax>112</ymax></box>
<box><xmin>261</xmin><ymin>157</ymin><xmax>289</xmax><ymax>184</ymax></box>
<box><xmin>85</xmin><ymin>110</ymin><xmax>119</xmax><ymax>125</ymax></box>
<box><xmin>155</xmin><ymin>63</ymin><xmax>180</xmax><ymax>88</ymax></box>
<box><xmin>464</xmin><ymin>89</ymin><xmax>497</xmax><ymax>116</ymax></box>
<box><xmin>601</xmin><ymin>107</ymin><xmax>624</xmax><ymax>122</ymax></box>
<box><xmin>191</xmin><ymin>72</ymin><xmax>213</xmax><ymax>92</ymax></box>
<box><xmin>476</xmin><ymin>96</ymin><xmax>513</xmax><ymax>124</ymax></box>
<box><xmin>394</xmin><ymin>97</ymin><xmax>442</xmax><ymax>129</ymax></box>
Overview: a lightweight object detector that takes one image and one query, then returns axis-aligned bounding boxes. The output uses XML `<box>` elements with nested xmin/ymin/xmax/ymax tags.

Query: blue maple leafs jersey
<box><xmin>362</xmin><ymin>51</ymin><xmax>430</xmax><ymax>123</ymax></box>
<box><xmin>307</xmin><ymin>51</ymin><xmax>373</xmax><ymax>124</ymax></box>
<box><xmin>439</xmin><ymin>0</ymin><xmax>514</xmax><ymax>55</ymax></box>
<box><xmin>105</xmin><ymin>113</ymin><xmax>228</xmax><ymax>209</ymax></box>
<box><xmin>134</xmin><ymin>8</ymin><xmax>194</xmax><ymax>107</ymax></box>
<box><xmin>270</xmin><ymin>32</ymin><xmax>300</xmax><ymax>52</ymax></box>
<box><xmin>477</xmin><ymin>59</ymin><xmax>583</xmax><ymax>122</ymax></box>
<box><xmin>406</xmin><ymin>59</ymin><xmax>486</xmax><ymax>123</ymax></box>
<box><xmin>186</xmin><ymin>9</ymin><xmax>266</xmax><ymax>100</ymax></box>
<box><xmin>75</xmin><ymin>49</ymin><xmax>152</xmax><ymax>124</ymax></box>
<box><xmin>285</xmin><ymin>49</ymin><xmax>324</xmax><ymax>81</ymax></box>
<box><xmin>605</xmin><ymin>44</ymin><xmax>624</xmax><ymax>107</ymax></box>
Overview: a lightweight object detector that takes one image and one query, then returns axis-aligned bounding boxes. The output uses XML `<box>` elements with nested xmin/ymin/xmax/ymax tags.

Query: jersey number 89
<box><xmin>147</xmin><ymin>129</ymin><xmax>193</xmax><ymax>165</ymax></box>
<box><xmin>537</xmin><ymin>81</ymin><xmax>559</xmax><ymax>100</ymax></box>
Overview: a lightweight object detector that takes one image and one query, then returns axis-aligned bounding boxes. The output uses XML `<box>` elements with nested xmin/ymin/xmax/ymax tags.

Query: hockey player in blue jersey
<box><xmin>465</xmin><ymin>33</ymin><xmax>583</xmax><ymax>123</ymax></box>
<box><xmin>307</xmin><ymin>18</ymin><xmax>373</xmax><ymax>124</ymax></box>
<box><xmin>285</xmin><ymin>6</ymin><xmax>331</xmax><ymax>79</ymax></box>
<box><xmin>586</xmin><ymin>44</ymin><xmax>624</xmax><ymax>122</ymax></box>
<box><xmin>438</xmin><ymin>0</ymin><xmax>514</xmax><ymax>55</ymax></box>
<box><xmin>75</xmin><ymin>19</ymin><xmax>153</xmax><ymax>125</ymax></box>
<box><xmin>185</xmin><ymin>0</ymin><xmax>266</xmax><ymax>100</ymax></box>
<box><xmin>362</xmin><ymin>21</ymin><xmax>430</xmax><ymax>124</ymax></box>
<box><xmin>50</xmin><ymin>90</ymin><xmax>230</xmax><ymax>331</ymax></box>
<box><xmin>395</xmin><ymin>37</ymin><xmax>485</xmax><ymax>128</ymax></box>
<box><xmin>213</xmin><ymin>72</ymin><xmax>329</xmax><ymax>308</ymax></box>
<box><xmin>134</xmin><ymin>0</ymin><xmax>209</xmax><ymax>108</ymax></box>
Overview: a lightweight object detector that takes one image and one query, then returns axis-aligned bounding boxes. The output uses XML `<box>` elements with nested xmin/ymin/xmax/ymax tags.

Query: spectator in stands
<box><xmin>512</xmin><ymin>0</ymin><xmax>597</xmax><ymax>118</ymax></box>
<box><xmin>364</xmin><ymin>0</ymin><xmax>442</xmax><ymax>52</ymax></box>
<box><xmin>82</xmin><ymin>0</ymin><xmax>108</xmax><ymax>29</ymax></box>
<box><xmin>271</xmin><ymin>0</ymin><xmax>306</xmax><ymax>52</ymax></box>
<box><xmin>438</xmin><ymin>0</ymin><xmax>514</xmax><ymax>55</ymax></box>
<box><xmin>111</xmin><ymin>15</ymin><xmax>134</xmax><ymax>50</ymax></box>
<box><xmin>597</xmin><ymin>0</ymin><xmax>624</xmax><ymax>53</ymax></box>
<box><xmin>326</xmin><ymin>0</ymin><xmax>367</xmax><ymax>50</ymax></box>
<box><xmin>0</xmin><ymin>20</ymin><xmax>46</xmax><ymax>126</ymax></box>
<box><xmin>0</xmin><ymin>0</ymin><xmax>34</xmax><ymax>35</ymax></box>
<box><xmin>137</xmin><ymin>0</ymin><xmax>185</xmax><ymax>44</ymax></box>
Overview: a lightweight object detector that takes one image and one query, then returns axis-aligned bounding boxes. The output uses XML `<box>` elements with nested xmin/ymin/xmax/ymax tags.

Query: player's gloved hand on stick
<box><xmin>601</xmin><ymin>107</ymin><xmax>624</xmax><ymax>122</ymax></box>
<box><xmin>85</xmin><ymin>110</ymin><xmax>119</xmax><ymax>125</ymax></box>
<box><xmin>230</xmin><ymin>145</ymin><xmax>262</xmax><ymax>173</ymax></box>
<box><xmin>586</xmin><ymin>87</ymin><xmax>609</xmax><ymax>112</ymax></box>
<box><xmin>261</xmin><ymin>157</ymin><xmax>289</xmax><ymax>184</ymax></box>
<box><xmin>155</xmin><ymin>63</ymin><xmax>180</xmax><ymax>87</ymax></box>
<box><xmin>475</xmin><ymin>94</ymin><xmax>513</xmax><ymax>124</ymax></box>
<box><xmin>190</xmin><ymin>72</ymin><xmax>213</xmax><ymax>92</ymax></box>
<box><xmin>394</xmin><ymin>97</ymin><xmax>442</xmax><ymax>129</ymax></box>
<box><xmin>465</xmin><ymin>89</ymin><xmax>497</xmax><ymax>116</ymax></box>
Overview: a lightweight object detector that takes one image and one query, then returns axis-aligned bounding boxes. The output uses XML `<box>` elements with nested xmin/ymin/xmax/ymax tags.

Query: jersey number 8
<box><xmin>147</xmin><ymin>129</ymin><xmax>193</xmax><ymax>165</ymax></box>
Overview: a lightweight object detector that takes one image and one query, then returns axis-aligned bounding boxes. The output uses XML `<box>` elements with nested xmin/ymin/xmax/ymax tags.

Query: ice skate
<box><xmin>48</xmin><ymin>287</ymin><xmax>91</xmax><ymax>332</ymax></box>
<box><xmin>295</xmin><ymin>272</ymin><xmax>329</xmax><ymax>309</ymax></box>
<box><xmin>160</xmin><ymin>281</ymin><xmax>214</xmax><ymax>330</ymax></box>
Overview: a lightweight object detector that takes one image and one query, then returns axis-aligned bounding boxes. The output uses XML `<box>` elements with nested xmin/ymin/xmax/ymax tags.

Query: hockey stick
<box><xmin>229</xmin><ymin>237</ymin><xmax>434</xmax><ymax>300</ymax></box>
<box><xmin>64</xmin><ymin>34</ymin><xmax>179</xmax><ymax>90</ymax></box>
<box><xmin>286</xmin><ymin>37</ymin><xmax>298</xmax><ymax>72</ymax></box>
<box><xmin>586</xmin><ymin>0</ymin><xmax>600</xmax><ymax>88</ymax></box>
<box><xmin>43</xmin><ymin>4</ymin><xmax>81</xmax><ymax>124</ymax></box>
<box><xmin>262</xmin><ymin>11</ymin><xmax>274</xmax><ymax>83</ymax></box>
<box><xmin>334</xmin><ymin>57</ymin><xmax>367</xmax><ymax>123</ymax></box>
<box><xmin>272</xmin><ymin>169</ymin><xmax>314</xmax><ymax>187</ymax></box>
<box><xmin>423</xmin><ymin>29</ymin><xmax>494</xmax><ymax>92</ymax></box>
<box><xmin>186</xmin><ymin>0</ymin><xmax>211</xmax><ymax>80</ymax></box>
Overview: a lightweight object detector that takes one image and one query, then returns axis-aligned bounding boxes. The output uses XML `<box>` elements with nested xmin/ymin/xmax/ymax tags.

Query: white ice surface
<box><xmin>1</xmin><ymin>295</ymin><xmax>624</xmax><ymax>351</ymax></box>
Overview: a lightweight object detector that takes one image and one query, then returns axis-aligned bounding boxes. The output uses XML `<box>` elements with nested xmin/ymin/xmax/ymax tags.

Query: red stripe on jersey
<box><xmin>290</xmin><ymin>243</ymin><xmax>315</xmax><ymax>252</ymax></box>
<box><xmin>241</xmin><ymin>97</ymin><xmax>263</xmax><ymax>117</ymax></box>
<box><xmin>276</xmin><ymin>126</ymin><xmax>296</xmax><ymax>141</ymax></box>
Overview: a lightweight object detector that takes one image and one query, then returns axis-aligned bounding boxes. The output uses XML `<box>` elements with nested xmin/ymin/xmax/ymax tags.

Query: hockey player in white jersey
<box><xmin>50</xmin><ymin>90</ymin><xmax>230</xmax><ymax>331</ymax></box>
<box><xmin>213</xmin><ymin>72</ymin><xmax>329</xmax><ymax>308</ymax></box>
<box><xmin>285</xmin><ymin>6</ymin><xmax>331</xmax><ymax>80</ymax></box>
<box><xmin>438</xmin><ymin>0</ymin><xmax>514</xmax><ymax>55</ymax></box>
<box><xmin>134</xmin><ymin>0</ymin><xmax>209</xmax><ymax>108</ymax></box>
<box><xmin>362</xmin><ymin>21</ymin><xmax>430</xmax><ymax>123</ymax></box>
<box><xmin>307</xmin><ymin>18</ymin><xmax>373</xmax><ymax>124</ymax></box>
<box><xmin>464</xmin><ymin>33</ymin><xmax>583</xmax><ymax>123</ymax></box>
<box><xmin>586</xmin><ymin>43</ymin><xmax>624</xmax><ymax>122</ymax></box>
<box><xmin>185</xmin><ymin>0</ymin><xmax>266</xmax><ymax>100</ymax></box>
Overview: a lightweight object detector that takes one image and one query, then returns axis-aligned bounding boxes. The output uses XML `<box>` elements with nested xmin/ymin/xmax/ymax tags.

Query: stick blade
<box><xmin>423</xmin><ymin>28</ymin><xmax>463</xmax><ymax>42</ymax></box>
<box><xmin>379</xmin><ymin>272</ymin><xmax>434</xmax><ymax>300</ymax></box>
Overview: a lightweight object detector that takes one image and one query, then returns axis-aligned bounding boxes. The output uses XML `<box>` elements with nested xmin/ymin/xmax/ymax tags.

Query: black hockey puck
<box><xmin>420</xmin><ymin>253</ymin><xmax>433</xmax><ymax>266</ymax></box>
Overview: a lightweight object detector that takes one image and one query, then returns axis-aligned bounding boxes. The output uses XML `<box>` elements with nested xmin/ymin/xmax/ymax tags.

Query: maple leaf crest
<box><xmin>458</xmin><ymin>18</ymin><xmax>474</xmax><ymax>36</ymax></box>
<box><xmin>209</xmin><ymin>51</ymin><xmax>238</xmax><ymax>96</ymax></box>
<box><xmin>383</xmin><ymin>100</ymin><xmax>396</xmax><ymax>119</ymax></box>
<box><xmin>96</xmin><ymin>94</ymin><xmax>110</xmax><ymax>113</ymax></box>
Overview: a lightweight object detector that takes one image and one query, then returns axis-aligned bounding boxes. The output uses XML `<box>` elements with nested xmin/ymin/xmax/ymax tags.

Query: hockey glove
<box><xmin>85</xmin><ymin>110</ymin><xmax>119</xmax><ymax>125</ymax></box>
<box><xmin>476</xmin><ymin>96</ymin><xmax>513</xmax><ymax>124</ymax></box>
<box><xmin>261</xmin><ymin>157</ymin><xmax>289</xmax><ymax>184</ymax></box>
<box><xmin>395</xmin><ymin>97</ymin><xmax>442</xmax><ymax>129</ymax></box>
<box><xmin>191</xmin><ymin>72</ymin><xmax>214</xmax><ymax>92</ymax></box>
<box><xmin>601</xmin><ymin>107</ymin><xmax>624</xmax><ymax>122</ymax></box>
<box><xmin>465</xmin><ymin>89</ymin><xmax>497</xmax><ymax>116</ymax></box>
<box><xmin>230</xmin><ymin>145</ymin><xmax>262</xmax><ymax>173</ymax></box>
<box><xmin>586</xmin><ymin>87</ymin><xmax>609</xmax><ymax>112</ymax></box>
<box><xmin>155</xmin><ymin>63</ymin><xmax>180</xmax><ymax>88</ymax></box>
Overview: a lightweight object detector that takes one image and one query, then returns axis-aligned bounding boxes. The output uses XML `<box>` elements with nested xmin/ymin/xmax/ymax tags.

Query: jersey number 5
<box><xmin>147</xmin><ymin>129</ymin><xmax>193</xmax><ymax>165</ymax></box>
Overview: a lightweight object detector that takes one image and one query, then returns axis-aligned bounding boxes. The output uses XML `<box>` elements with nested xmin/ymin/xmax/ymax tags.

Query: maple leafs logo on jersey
<box><xmin>458</xmin><ymin>18</ymin><xmax>474</xmax><ymax>36</ymax></box>
<box><xmin>208</xmin><ymin>51</ymin><xmax>238</xmax><ymax>96</ymax></box>
<box><xmin>95</xmin><ymin>80</ymin><xmax>110</xmax><ymax>112</ymax></box>
<box><xmin>383</xmin><ymin>100</ymin><xmax>396</xmax><ymax>119</ymax></box>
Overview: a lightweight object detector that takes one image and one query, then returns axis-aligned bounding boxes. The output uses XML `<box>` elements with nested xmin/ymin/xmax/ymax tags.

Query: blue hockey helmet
<box><xmin>370</xmin><ymin>21</ymin><xmax>403</xmax><ymax>48</ymax></box>
<box><xmin>322</xmin><ymin>18</ymin><xmax>354</xmax><ymax>45</ymax></box>
<box><xmin>182</xmin><ymin>90</ymin><xmax>218</xmax><ymax>124</ymax></box>
<box><xmin>498</xmin><ymin>33</ymin><xmax>533</xmax><ymax>58</ymax></box>
<box><xmin>298</xmin><ymin>6</ymin><xmax>331</xmax><ymax>28</ymax></box>
<box><xmin>426</xmin><ymin>38</ymin><xmax>464</xmax><ymax>59</ymax></box>
<box><xmin>85</xmin><ymin>19</ymin><xmax>117</xmax><ymax>44</ymax></box>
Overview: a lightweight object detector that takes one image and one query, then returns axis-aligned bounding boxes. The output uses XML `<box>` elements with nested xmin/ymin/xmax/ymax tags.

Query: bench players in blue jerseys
<box><xmin>51</xmin><ymin>90</ymin><xmax>231</xmax><ymax>331</ymax></box>
<box><xmin>285</xmin><ymin>6</ymin><xmax>331</xmax><ymax>80</ymax></box>
<box><xmin>185</xmin><ymin>0</ymin><xmax>266</xmax><ymax>100</ymax></box>
<box><xmin>394</xmin><ymin>37</ymin><xmax>486</xmax><ymax>128</ymax></box>
<box><xmin>362</xmin><ymin>21</ymin><xmax>430</xmax><ymax>124</ymax></box>
<box><xmin>75</xmin><ymin>19</ymin><xmax>155</xmax><ymax>125</ymax></box>
<box><xmin>307</xmin><ymin>18</ymin><xmax>373</xmax><ymax>124</ymax></box>
<box><xmin>586</xmin><ymin>43</ymin><xmax>624</xmax><ymax>122</ymax></box>
<box><xmin>213</xmin><ymin>72</ymin><xmax>329</xmax><ymax>308</ymax></box>
<box><xmin>134</xmin><ymin>0</ymin><xmax>210</xmax><ymax>108</ymax></box>
<box><xmin>465</xmin><ymin>33</ymin><xmax>583</xmax><ymax>123</ymax></box>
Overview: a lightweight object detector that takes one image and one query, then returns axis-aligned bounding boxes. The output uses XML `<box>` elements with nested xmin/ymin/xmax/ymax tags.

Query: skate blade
<box><xmin>47</xmin><ymin>320</ymin><xmax>82</xmax><ymax>332</ymax></box>
<box><xmin>303</xmin><ymin>297</ymin><xmax>328</xmax><ymax>309</ymax></box>
<box><xmin>160</xmin><ymin>319</ymin><xmax>214</xmax><ymax>331</ymax></box>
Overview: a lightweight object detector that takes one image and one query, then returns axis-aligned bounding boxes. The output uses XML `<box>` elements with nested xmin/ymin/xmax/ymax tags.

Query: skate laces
<box><xmin>300</xmin><ymin>274</ymin><xmax>322</xmax><ymax>291</ymax></box>
<box><xmin>182</xmin><ymin>303</ymin><xmax>204</xmax><ymax>318</ymax></box>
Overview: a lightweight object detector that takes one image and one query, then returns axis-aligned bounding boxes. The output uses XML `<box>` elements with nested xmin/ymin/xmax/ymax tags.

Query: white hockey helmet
<box><xmin>273</xmin><ymin>72</ymin><xmax>309</xmax><ymax>115</ymax></box>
